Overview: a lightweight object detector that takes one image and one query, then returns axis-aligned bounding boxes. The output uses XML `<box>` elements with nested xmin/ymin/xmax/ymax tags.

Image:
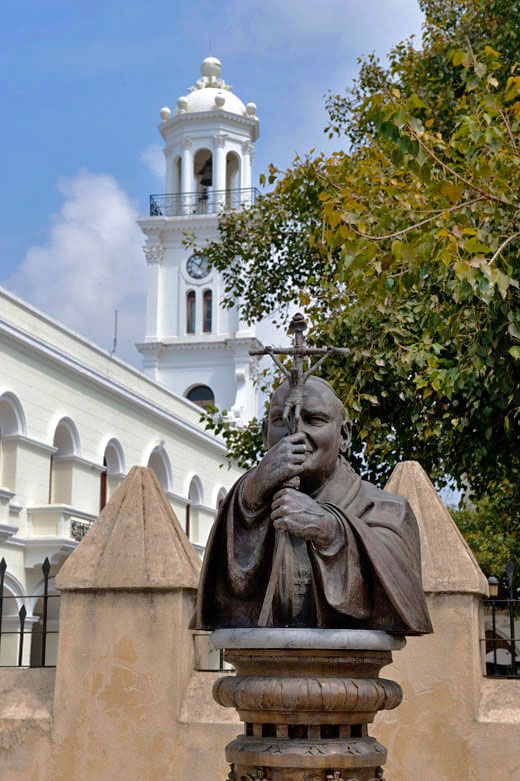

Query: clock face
<box><xmin>187</xmin><ymin>253</ymin><xmax>210</xmax><ymax>280</ymax></box>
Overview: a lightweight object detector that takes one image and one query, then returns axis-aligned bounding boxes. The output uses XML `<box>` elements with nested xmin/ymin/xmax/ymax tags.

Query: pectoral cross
<box><xmin>249</xmin><ymin>312</ymin><xmax>349</xmax><ymax>627</ymax></box>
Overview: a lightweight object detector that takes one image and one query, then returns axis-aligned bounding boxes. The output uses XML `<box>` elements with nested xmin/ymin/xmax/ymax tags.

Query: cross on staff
<box><xmin>249</xmin><ymin>312</ymin><xmax>349</xmax><ymax>627</ymax></box>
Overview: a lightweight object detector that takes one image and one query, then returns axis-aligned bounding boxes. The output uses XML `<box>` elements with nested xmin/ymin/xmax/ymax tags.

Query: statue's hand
<box><xmin>243</xmin><ymin>434</ymin><xmax>307</xmax><ymax>510</ymax></box>
<box><xmin>270</xmin><ymin>488</ymin><xmax>337</xmax><ymax>549</ymax></box>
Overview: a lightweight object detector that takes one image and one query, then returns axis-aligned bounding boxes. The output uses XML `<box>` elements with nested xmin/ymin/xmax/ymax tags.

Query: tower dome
<box><xmin>172</xmin><ymin>57</ymin><xmax>256</xmax><ymax>118</ymax></box>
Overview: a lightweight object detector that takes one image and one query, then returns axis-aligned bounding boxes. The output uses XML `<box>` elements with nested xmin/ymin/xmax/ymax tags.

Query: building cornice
<box><xmin>165</xmin><ymin>490</ymin><xmax>189</xmax><ymax>507</ymax></box>
<box><xmin>27</xmin><ymin>505</ymin><xmax>97</xmax><ymax>522</ymax></box>
<box><xmin>0</xmin><ymin>318</ymin><xmax>228</xmax><ymax>455</ymax></box>
<box><xmin>158</xmin><ymin>109</ymin><xmax>259</xmax><ymax>142</ymax></box>
<box><xmin>1</xmin><ymin>434</ymin><xmax>58</xmax><ymax>455</ymax></box>
<box><xmin>137</xmin><ymin>214</ymin><xmax>220</xmax><ymax>234</ymax></box>
<box><xmin>0</xmin><ymin>523</ymin><xmax>19</xmax><ymax>544</ymax></box>
<box><xmin>53</xmin><ymin>455</ymin><xmax>105</xmax><ymax>473</ymax></box>
<box><xmin>136</xmin><ymin>336</ymin><xmax>262</xmax><ymax>354</ymax></box>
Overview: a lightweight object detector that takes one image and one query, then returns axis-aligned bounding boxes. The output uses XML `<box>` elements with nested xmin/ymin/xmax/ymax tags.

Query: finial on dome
<box><xmin>177</xmin><ymin>96</ymin><xmax>188</xmax><ymax>112</ymax></box>
<box><xmin>201</xmin><ymin>56</ymin><xmax>222</xmax><ymax>78</ymax></box>
<box><xmin>159</xmin><ymin>106</ymin><xmax>172</xmax><ymax>121</ymax></box>
<box><xmin>246</xmin><ymin>102</ymin><xmax>257</xmax><ymax>116</ymax></box>
<box><xmin>215</xmin><ymin>93</ymin><xmax>226</xmax><ymax>108</ymax></box>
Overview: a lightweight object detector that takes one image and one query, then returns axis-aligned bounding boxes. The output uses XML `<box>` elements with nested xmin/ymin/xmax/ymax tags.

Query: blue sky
<box><xmin>0</xmin><ymin>0</ymin><xmax>425</xmax><ymax>361</ymax></box>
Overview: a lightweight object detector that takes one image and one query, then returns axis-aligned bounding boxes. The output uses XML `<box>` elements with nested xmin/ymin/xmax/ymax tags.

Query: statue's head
<box><xmin>263</xmin><ymin>376</ymin><xmax>352</xmax><ymax>490</ymax></box>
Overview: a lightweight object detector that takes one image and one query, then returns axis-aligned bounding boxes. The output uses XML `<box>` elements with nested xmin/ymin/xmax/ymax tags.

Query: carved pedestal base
<box><xmin>212</xmin><ymin>630</ymin><xmax>404</xmax><ymax>781</ymax></box>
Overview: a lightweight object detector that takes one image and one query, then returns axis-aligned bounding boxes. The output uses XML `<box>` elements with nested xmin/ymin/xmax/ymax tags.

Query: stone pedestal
<box><xmin>212</xmin><ymin>629</ymin><xmax>404</xmax><ymax>781</ymax></box>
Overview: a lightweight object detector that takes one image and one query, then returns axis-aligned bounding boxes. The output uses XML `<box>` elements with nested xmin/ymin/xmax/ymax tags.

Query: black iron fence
<box><xmin>0</xmin><ymin>557</ymin><xmax>60</xmax><ymax>668</ymax></box>
<box><xmin>482</xmin><ymin>598</ymin><xmax>520</xmax><ymax>678</ymax></box>
<box><xmin>150</xmin><ymin>187</ymin><xmax>259</xmax><ymax>217</ymax></box>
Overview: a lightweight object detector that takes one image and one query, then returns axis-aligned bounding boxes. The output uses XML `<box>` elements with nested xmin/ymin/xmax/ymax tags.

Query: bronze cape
<box><xmin>194</xmin><ymin>459</ymin><xmax>432</xmax><ymax>634</ymax></box>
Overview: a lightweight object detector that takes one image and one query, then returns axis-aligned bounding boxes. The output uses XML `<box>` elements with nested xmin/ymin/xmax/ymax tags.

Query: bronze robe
<box><xmin>194</xmin><ymin>458</ymin><xmax>432</xmax><ymax>634</ymax></box>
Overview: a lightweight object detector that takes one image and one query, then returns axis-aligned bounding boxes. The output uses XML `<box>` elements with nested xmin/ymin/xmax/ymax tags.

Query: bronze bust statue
<box><xmin>194</xmin><ymin>375</ymin><xmax>432</xmax><ymax>635</ymax></box>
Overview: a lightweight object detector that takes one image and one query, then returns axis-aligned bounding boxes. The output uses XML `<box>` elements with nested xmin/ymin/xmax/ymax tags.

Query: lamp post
<box><xmin>487</xmin><ymin>575</ymin><xmax>499</xmax><ymax>673</ymax></box>
<box><xmin>488</xmin><ymin>575</ymin><xmax>499</xmax><ymax>599</ymax></box>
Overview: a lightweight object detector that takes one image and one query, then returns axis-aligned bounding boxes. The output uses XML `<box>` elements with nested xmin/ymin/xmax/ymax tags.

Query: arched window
<box><xmin>0</xmin><ymin>393</ymin><xmax>25</xmax><ymax>437</ymax></box>
<box><xmin>100</xmin><ymin>439</ymin><xmax>126</xmax><ymax>509</ymax></box>
<box><xmin>0</xmin><ymin>574</ymin><xmax>24</xmax><ymax>666</ymax></box>
<box><xmin>186</xmin><ymin>385</ymin><xmax>215</xmax><ymax>409</ymax></box>
<box><xmin>186</xmin><ymin>290</ymin><xmax>196</xmax><ymax>334</ymax></box>
<box><xmin>50</xmin><ymin>418</ymin><xmax>80</xmax><ymax>504</ymax></box>
<box><xmin>52</xmin><ymin>418</ymin><xmax>79</xmax><ymax>457</ymax></box>
<box><xmin>203</xmin><ymin>290</ymin><xmax>212</xmax><ymax>333</ymax></box>
<box><xmin>188</xmin><ymin>476</ymin><xmax>203</xmax><ymax>505</ymax></box>
<box><xmin>0</xmin><ymin>392</ymin><xmax>26</xmax><ymax>490</ymax></box>
<box><xmin>147</xmin><ymin>446</ymin><xmax>172</xmax><ymax>493</ymax></box>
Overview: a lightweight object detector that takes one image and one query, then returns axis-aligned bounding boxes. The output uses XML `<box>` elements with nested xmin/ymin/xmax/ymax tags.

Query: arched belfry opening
<box><xmin>194</xmin><ymin>149</ymin><xmax>213</xmax><ymax>211</ymax></box>
<box><xmin>226</xmin><ymin>151</ymin><xmax>240</xmax><ymax>202</ymax></box>
<box><xmin>174</xmin><ymin>156</ymin><xmax>182</xmax><ymax>195</ymax></box>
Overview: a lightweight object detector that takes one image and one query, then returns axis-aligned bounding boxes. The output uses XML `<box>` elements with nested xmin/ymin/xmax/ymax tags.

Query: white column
<box><xmin>180</xmin><ymin>136</ymin><xmax>193</xmax><ymax>194</ymax></box>
<box><xmin>241</xmin><ymin>141</ymin><xmax>254</xmax><ymax>193</ymax></box>
<box><xmin>213</xmin><ymin>134</ymin><xmax>227</xmax><ymax>209</ymax></box>
<box><xmin>163</xmin><ymin>145</ymin><xmax>174</xmax><ymax>192</ymax></box>
<box><xmin>144</xmin><ymin>245</ymin><xmax>164</xmax><ymax>339</ymax></box>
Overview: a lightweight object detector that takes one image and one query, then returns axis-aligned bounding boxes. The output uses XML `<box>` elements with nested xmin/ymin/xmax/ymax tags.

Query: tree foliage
<box><xmin>193</xmin><ymin>0</ymin><xmax>520</xmax><ymax>558</ymax></box>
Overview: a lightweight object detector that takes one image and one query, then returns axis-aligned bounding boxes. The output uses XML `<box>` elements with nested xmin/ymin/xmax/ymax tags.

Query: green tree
<box><xmin>193</xmin><ymin>0</ymin><xmax>520</xmax><ymax>559</ymax></box>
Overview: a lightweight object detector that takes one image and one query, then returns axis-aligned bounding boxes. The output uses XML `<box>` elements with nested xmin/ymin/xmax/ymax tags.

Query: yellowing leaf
<box><xmin>454</xmin><ymin>261</ymin><xmax>470</xmax><ymax>278</ymax></box>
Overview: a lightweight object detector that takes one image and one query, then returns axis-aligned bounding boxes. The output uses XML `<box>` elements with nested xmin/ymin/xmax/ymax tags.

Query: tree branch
<box><xmin>489</xmin><ymin>231</ymin><xmax>520</xmax><ymax>264</ymax></box>
<box><xmin>410</xmin><ymin>127</ymin><xmax>515</xmax><ymax>208</ymax></box>
<box><xmin>349</xmin><ymin>197</ymin><xmax>485</xmax><ymax>241</ymax></box>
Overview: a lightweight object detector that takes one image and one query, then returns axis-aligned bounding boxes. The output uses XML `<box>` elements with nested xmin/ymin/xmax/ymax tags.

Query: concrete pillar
<box><xmin>372</xmin><ymin>461</ymin><xmax>491</xmax><ymax>780</ymax></box>
<box><xmin>241</xmin><ymin>140</ymin><xmax>254</xmax><ymax>192</ymax></box>
<box><xmin>50</xmin><ymin>467</ymin><xmax>202</xmax><ymax>781</ymax></box>
<box><xmin>180</xmin><ymin>137</ymin><xmax>193</xmax><ymax>194</ymax></box>
<box><xmin>213</xmin><ymin>134</ymin><xmax>227</xmax><ymax>210</ymax></box>
<box><xmin>164</xmin><ymin>145</ymin><xmax>174</xmax><ymax>193</ymax></box>
<box><xmin>143</xmin><ymin>245</ymin><xmax>163</xmax><ymax>339</ymax></box>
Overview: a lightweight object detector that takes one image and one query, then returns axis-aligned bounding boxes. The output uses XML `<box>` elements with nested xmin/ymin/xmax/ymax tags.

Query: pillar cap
<box><xmin>210</xmin><ymin>628</ymin><xmax>406</xmax><ymax>651</ymax></box>
<box><xmin>55</xmin><ymin>466</ymin><xmax>201</xmax><ymax>591</ymax></box>
<box><xmin>385</xmin><ymin>460</ymin><xmax>489</xmax><ymax>596</ymax></box>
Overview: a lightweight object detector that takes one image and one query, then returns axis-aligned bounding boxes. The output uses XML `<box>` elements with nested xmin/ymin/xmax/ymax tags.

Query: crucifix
<box><xmin>249</xmin><ymin>312</ymin><xmax>349</xmax><ymax>627</ymax></box>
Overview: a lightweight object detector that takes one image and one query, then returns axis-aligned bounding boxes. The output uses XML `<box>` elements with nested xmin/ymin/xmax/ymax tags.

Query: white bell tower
<box><xmin>136</xmin><ymin>57</ymin><xmax>261</xmax><ymax>423</ymax></box>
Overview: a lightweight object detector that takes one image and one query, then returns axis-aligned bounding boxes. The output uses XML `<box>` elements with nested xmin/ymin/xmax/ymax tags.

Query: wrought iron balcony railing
<box><xmin>149</xmin><ymin>187</ymin><xmax>259</xmax><ymax>217</ymax></box>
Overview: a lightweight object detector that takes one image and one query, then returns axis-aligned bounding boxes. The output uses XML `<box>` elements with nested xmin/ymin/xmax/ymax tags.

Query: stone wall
<box><xmin>0</xmin><ymin>462</ymin><xmax>519</xmax><ymax>780</ymax></box>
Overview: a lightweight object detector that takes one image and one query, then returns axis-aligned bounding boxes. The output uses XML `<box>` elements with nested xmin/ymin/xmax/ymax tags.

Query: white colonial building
<box><xmin>0</xmin><ymin>55</ymin><xmax>260</xmax><ymax>666</ymax></box>
<box><xmin>136</xmin><ymin>56</ymin><xmax>261</xmax><ymax>424</ymax></box>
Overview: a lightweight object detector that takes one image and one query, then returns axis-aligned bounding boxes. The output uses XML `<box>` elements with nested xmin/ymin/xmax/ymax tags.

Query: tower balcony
<box><xmin>149</xmin><ymin>187</ymin><xmax>259</xmax><ymax>217</ymax></box>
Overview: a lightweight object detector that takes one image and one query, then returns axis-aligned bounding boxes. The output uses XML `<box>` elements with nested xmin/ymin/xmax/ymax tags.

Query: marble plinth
<box><xmin>212</xmin><ymin>629</ymin><xmax>404</xmax><ymax>781</ymax></box>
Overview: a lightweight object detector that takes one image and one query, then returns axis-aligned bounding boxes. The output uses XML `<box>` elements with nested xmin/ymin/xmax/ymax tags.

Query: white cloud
<box><xmin>4</xmin><ymin>170</ymin><xmax>145</xmax><ymax>365</ymax></box>
<box><xmin>140</xmin><ymin>143</ymin><xmax>165</xmax><ymax>182</ymax></box>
